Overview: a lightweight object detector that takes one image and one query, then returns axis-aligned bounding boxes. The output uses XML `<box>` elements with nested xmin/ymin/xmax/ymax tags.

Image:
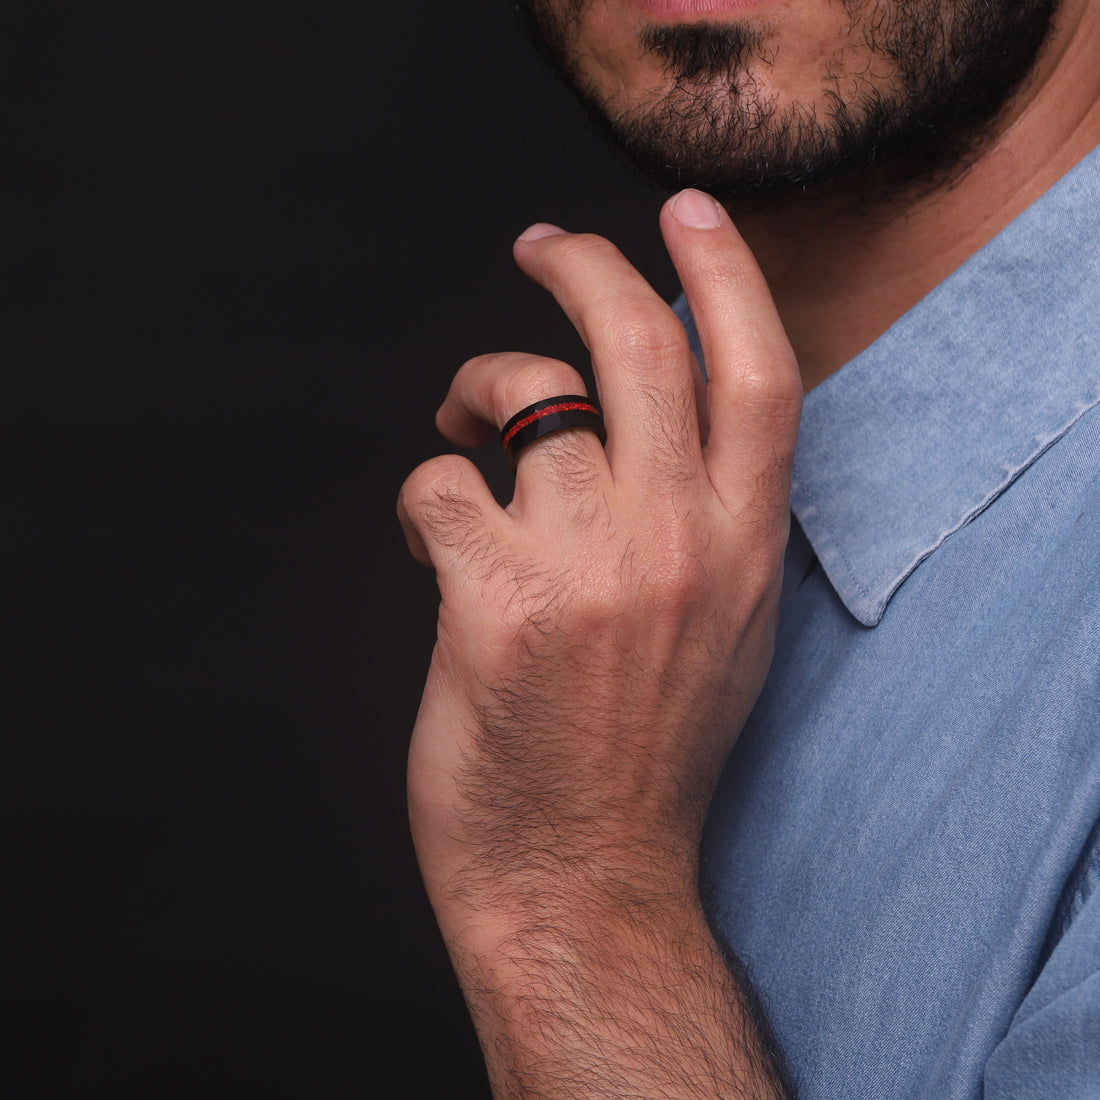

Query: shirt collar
<box><xmin>792</xmin><ymin>149</ymin><xmax>1100</xmax><ymax>625</ymax></box>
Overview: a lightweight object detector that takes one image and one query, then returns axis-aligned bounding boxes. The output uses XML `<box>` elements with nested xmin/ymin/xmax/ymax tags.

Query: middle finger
<box><xmin>513</xmin><ymin>227</ymin><xmax>701</xmax><ymax>487</ymax></box>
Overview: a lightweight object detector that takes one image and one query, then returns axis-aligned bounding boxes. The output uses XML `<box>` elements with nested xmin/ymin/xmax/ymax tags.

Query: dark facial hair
<box><xmin>519</xmin><ymin>0</ymin><xmax>1060</xmax><ymax>209</ymax></box>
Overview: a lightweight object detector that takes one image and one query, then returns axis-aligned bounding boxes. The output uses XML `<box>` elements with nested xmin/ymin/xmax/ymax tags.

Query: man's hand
<box><xmin>398</xmin><ymin>189</ymin><xmax>802</xmax><ymax>1099</ymax></box>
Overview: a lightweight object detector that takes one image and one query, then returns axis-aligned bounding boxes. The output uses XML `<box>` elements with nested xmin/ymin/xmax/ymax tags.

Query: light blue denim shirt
<box><xmin>685</xmin><ymin>147</ymin><xmax>1100</xmax><ymax>1098</ymax></box>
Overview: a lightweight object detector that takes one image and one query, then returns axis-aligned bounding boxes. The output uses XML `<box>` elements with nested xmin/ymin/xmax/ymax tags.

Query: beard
<box><xmin>519</xmin><ymin>0</ymin><xmax>1060</xmax><ymax>209</ymax></box>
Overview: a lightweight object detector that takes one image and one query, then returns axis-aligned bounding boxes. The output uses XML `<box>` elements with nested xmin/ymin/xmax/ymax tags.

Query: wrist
<box><xmin>436</xmin><ymin>857</ymin><xmax>706</xmax><ymax>981</ymax></box>
<box><xmin>424</xmin><ymin>827</ymin><xmax>704</xmax><ymax>952</ymax></box>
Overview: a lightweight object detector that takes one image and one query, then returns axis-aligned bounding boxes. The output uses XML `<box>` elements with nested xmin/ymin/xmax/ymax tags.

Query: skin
<box><xmin>399</xmin><ymin>1</ymin><xmax>1100</xmax><ymax>1095</ymax></box>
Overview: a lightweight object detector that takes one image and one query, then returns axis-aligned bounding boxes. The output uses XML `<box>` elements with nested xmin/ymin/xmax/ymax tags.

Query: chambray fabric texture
<box><xmin>683</xmin><ymin>146</ymin><xmax>1100</xmax><ymax>1099</ymax></box>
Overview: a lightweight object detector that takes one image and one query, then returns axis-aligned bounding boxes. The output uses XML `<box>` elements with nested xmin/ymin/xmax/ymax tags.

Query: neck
<box><xmin>734</xmin><ymin>0</ymin><xmax>1100</xmax><ymax>392</ymax></box>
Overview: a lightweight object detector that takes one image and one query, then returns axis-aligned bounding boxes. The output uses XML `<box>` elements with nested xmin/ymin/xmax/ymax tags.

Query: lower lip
<box><xmin>623</xmin><ymin>0</ymin><xmax>761</xmax><ymax>16</ymax></box>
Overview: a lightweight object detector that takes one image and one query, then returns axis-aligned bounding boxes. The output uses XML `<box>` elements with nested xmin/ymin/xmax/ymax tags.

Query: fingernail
<box><xmin>518</xmin><ymin>222</ymin><xmax>568</xmax><ymax>243</ymax></box>
<box><xmin>670</xmin><ymin>189</ymin><xmax>723</xmax><ymax>229</ymax></box>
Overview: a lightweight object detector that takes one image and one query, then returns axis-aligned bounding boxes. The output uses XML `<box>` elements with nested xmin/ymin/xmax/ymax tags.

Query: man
<box><xmin>398</xmin><ymin>1</ymin><xmax>1100</xmax><ymax>1096</ymax></box>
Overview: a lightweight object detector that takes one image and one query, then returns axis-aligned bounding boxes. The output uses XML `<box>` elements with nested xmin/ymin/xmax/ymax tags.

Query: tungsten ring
<box><xmin>500</xmin><ymin>395</ymin><xmax>607</xmax><ymax>470</ymax></box>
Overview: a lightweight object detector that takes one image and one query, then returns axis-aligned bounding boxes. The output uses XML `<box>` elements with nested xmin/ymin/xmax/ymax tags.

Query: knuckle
<box><xmin>734</xmin><ymin>356</ymin><xmax>805</xmax><ymax>437</ymax></box>
<box><xmin>449</xmin><ymin>351</ymin><xmax>508</xmax><ymax>401</ymax></box>
<box><xmin>605</xmin><ymin>299</ymin><xmax>689</xmax><ymax>368</ymax></box>
<box><xmin>646</xmin><ymin>523</ymin><xmax>712</xmax><ymax>605</ymax></box>
<box><xmin>454</xmin><ymin>351</ymin><xmax>498</xmax><ymax>377</ymax></box>
<box><xmin>499</xmin><ymin>358</ymin><xmax>586</xmax><ymax>418</ymax></box>
<box><xmin>549</xmin><ymin>231</ymin><xmax>616</xmax><ymax>269</ymax></box>
<box><xmin>399</xmin><ymin>455</ymin><xmax>487</xmax><ymax>552</ymax></box>
<box><xmin>732</xmin><ymin>357</ymin><xmax>802</xmax><ymax>421</ymax></box>
<box><xmin>401</xmin><ymin>453</ymin><xmax>472</xmax><ymax>500</ymax></box>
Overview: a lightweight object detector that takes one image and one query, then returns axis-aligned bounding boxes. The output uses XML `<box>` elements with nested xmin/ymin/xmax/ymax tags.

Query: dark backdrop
<box><xmin>4</xmin><ymin>6</ymin><xmax>679</xmax><ymax>1097</ymax></box>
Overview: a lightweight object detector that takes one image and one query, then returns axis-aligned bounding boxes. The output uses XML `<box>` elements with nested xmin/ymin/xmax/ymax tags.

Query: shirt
<box><xmin>688</xmin><ymin>147</ymin><xmax>1100</xmax><ymax>1098</ymax></box>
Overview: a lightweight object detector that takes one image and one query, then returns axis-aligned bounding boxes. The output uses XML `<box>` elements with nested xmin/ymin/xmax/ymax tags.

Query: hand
<box><xmin>398</xmin><ymin>189</ymin><xmax>801</xmax><ymax>1098</ymax></box>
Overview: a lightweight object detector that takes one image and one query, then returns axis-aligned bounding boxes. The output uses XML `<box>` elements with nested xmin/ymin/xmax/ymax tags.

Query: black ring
<box><xmin>500</xmin><ymin>395</ymin><xmax>606</xmax><ymax>470</ymax></box>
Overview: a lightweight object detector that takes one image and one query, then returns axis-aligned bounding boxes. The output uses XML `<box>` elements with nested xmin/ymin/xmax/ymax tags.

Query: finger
<box><xmin>659</xmin><ymin>190</ymin><xmax>802</xmax><ymax>519</ymax></box>
<box><xmin>513</xmin><ymin>227</ymin><xmax>701</xmax><ymax>486</ymax></box>
<box><xmin>437</xmin><ymin>352</ymin><xmax>587</xmax><ymax>447</ymax></box>
<box><xmin>435</xmin><ymin>351</ymin><xmax>609</xmax><ymax>515</ymax></box>
<box><xmin>397</xmin><ymin>453</ymin><xmax>503</xmax><ymax>577</ymax></box>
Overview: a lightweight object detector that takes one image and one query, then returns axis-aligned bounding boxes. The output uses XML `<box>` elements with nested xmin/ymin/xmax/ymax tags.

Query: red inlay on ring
<box><xmin>501</xmin><ymin>400</ymin><xmax>601</xmax><ymax>447</ymax></box>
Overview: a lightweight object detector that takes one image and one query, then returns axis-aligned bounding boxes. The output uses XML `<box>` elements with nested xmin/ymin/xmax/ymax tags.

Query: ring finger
<box><xmin>436</xmin><ymin>351</ymin><xmax>611</xmax><ymax>516</ymax></box>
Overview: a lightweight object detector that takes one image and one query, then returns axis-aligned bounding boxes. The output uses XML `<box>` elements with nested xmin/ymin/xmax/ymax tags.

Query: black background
<box><xmin>4</xmin><ymin>5</ymin><xmax>680</xmax><ymax>1097</ymax></box>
